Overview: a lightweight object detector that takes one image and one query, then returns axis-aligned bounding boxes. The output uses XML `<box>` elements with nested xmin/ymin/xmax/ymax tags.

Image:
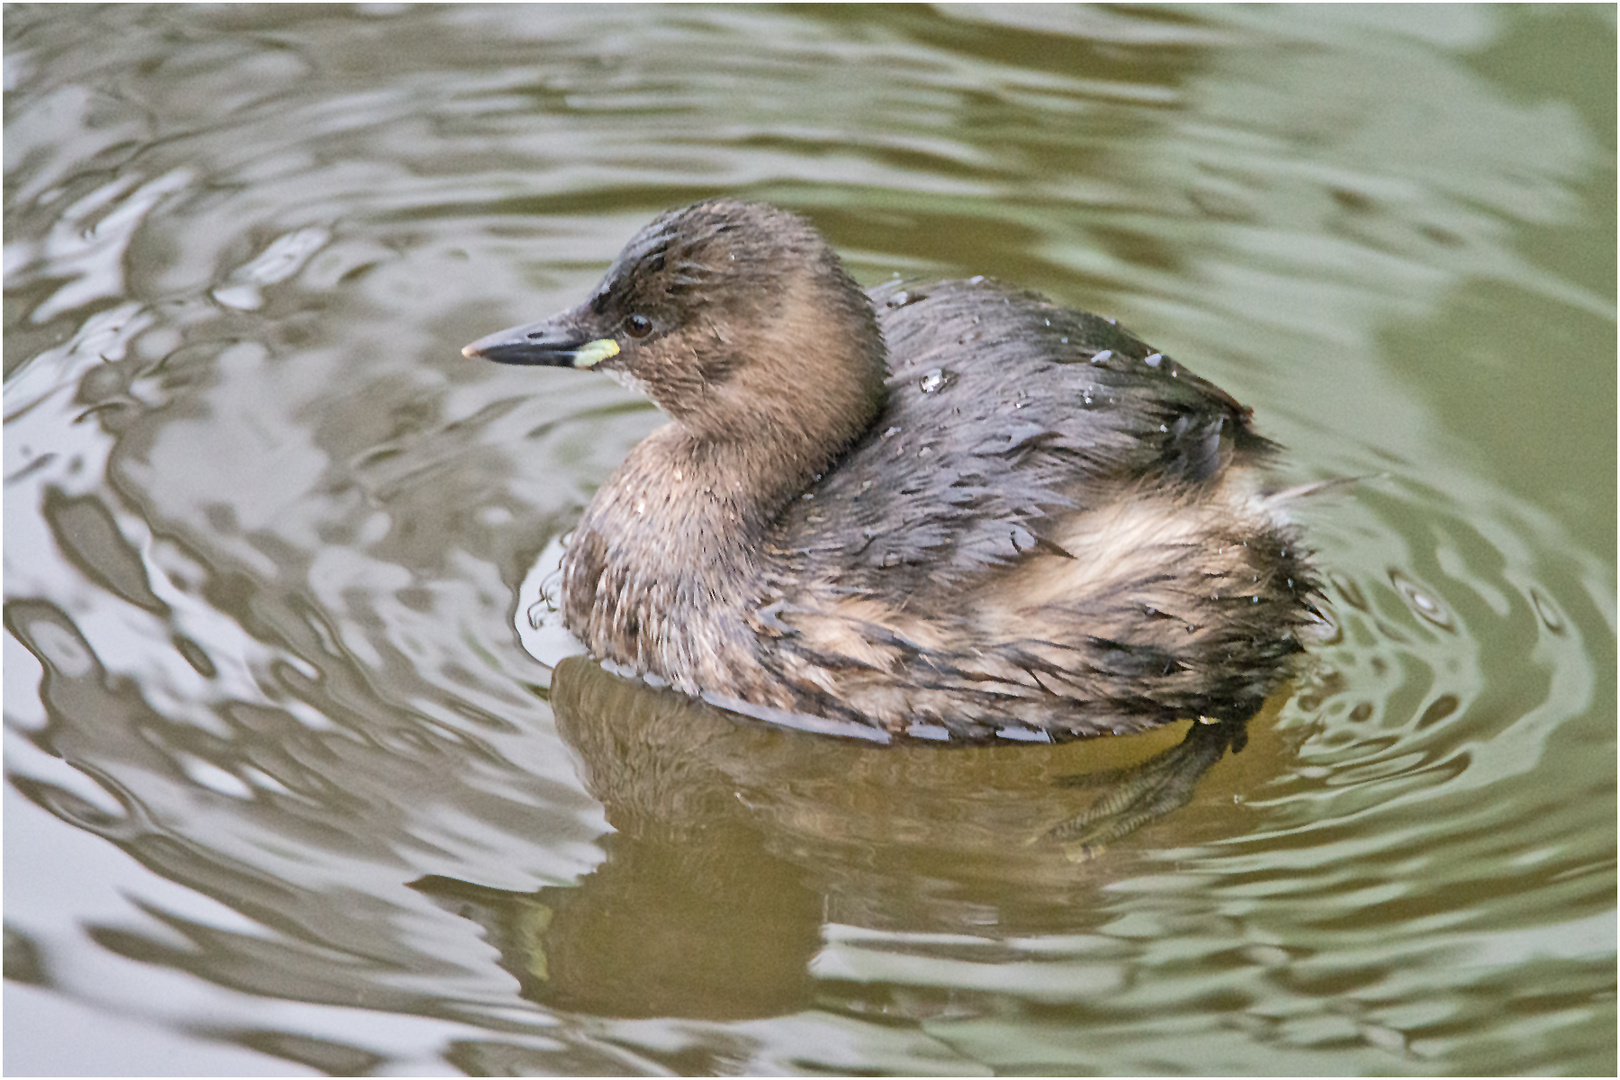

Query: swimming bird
<box><xmin>465</xmin><ymin>199</ymin><xmax>1319</xmax><ymax>743</ymax></box>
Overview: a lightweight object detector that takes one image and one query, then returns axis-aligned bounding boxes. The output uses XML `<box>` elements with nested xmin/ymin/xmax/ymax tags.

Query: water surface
<box><xmin>5</xmin><ymin>5</ymin><xmax>1614</xmax><ymax>1075</ymax></box>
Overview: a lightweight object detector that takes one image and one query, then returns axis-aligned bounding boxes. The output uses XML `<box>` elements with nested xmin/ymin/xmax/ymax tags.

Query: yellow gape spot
<box><xmin>574</xmin><ymin>339</ymin><xmax>621</xmax><ymax>368</ymax></box>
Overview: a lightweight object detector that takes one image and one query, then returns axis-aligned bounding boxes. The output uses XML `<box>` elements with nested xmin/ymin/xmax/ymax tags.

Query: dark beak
<box><xmin>462</xmin><ymin>310</ymin><xmax>620</xmax><ymax>369</ymax></box>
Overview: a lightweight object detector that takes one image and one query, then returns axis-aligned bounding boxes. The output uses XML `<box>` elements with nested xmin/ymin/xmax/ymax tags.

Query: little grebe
<box><xmin>465</xmin><ymin>199</ymin><xmax>1320</xmax><ymax>743</ymax></box>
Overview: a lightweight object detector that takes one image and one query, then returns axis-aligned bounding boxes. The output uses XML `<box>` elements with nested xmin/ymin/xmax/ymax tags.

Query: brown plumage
<box><xmin>465</xmin><ymin>199</ymin><xmax>1321</xmax><ymax>743</ymax></box>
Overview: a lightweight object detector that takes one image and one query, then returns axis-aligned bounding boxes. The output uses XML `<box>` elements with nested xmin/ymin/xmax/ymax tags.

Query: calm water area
<box><xmin>4</xmin><ymin>5</ymin><xmax>1615</xmax><ymax>1075</ymax></box>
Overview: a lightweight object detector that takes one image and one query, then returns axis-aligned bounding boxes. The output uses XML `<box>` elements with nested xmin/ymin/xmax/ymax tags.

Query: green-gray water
<box><xmin>5</xmin><ymin>5</ymin><xmax>1614</xmax><ymax>1074</ymax></box>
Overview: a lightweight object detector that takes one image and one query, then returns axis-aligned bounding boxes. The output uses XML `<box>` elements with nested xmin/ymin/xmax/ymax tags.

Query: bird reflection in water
<box><xmin>410</xmin><ymin>656</ymin><xmax>1273</xmax><ymax>1020</ymax></box>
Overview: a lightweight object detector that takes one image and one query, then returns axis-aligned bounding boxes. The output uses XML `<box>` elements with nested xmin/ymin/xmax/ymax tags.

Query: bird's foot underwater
<box><xmin>1040</xmin><ymin>716</ymin><xmax>1249</xmax><ymax>862</ymax></box>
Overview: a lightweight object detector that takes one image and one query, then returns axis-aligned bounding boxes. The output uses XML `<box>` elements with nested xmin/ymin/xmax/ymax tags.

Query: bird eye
<box><xmin>624</xmin><ymin>314</ymin><xmax>653</xmax><ymax>339</ymax></box>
